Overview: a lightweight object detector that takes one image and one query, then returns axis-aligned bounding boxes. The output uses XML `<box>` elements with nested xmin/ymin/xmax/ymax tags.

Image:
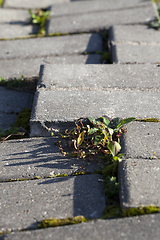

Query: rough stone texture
<box><xmin>0</xmin><ymin>9</ymin><xmax>30</xmax><ymax>23</ymax></box>
<box><xmin>119</xmin><ymin>159</ymin><xmax>160</xmax><ymax>209</ymax></box>
<box><xmin>110</xmin><ymin>25</ymin><xmax>160</xmax><ymax>44</ymax></box>
<box><xmin>111</xmin><ymin>43</ymin><xmax>160</xmax><ymax>64</ymax></box>
<box><xmin>0</xmin><ymin>34</ymin><xmax>102</xmax><ymax>60</ymax></box>
<box><xmin>0</xmin><ymin>87</ymin><xmax>34</xmax><ymax>129</ymax></box>
<box><xmin>0</xmin><ymin>55</ymin><xmax>101</xmax><ymax>79</ymax></box>
<box><xmin>50</xmin><ymin>0</ymin><xmax>151</xmax><ymax>17</ymax></box>
<box><xmin>1</xmin><ymin>214</ymin><xmax>160</xmax><ymax>240</ymax></box>
<box><xmin>37</xmin><ymin>64</ymin><xmax>160</xmax><ymax>91</ymax></box>
<box><xmin>0</xmin><ymin>24</ymin><xmax>37</xmax><ymax>39</ymax></box>
<box><xmin>3</xmin><ymin>0</ymin><xmax>70</xmax><ymax>9</ymax></box>
<box><xmin>0</xmin><ymin>137</ymin><xmax>104</xmax><ymax>181</ymax></box>
<box><xmin>0</xmin><ymin>174</ymin><xmax>105</xmax><ymax>232</ymax></box>
<box><xmin>30</xmin><ymin>90</ymin><xmax>160</xmax><ymax>136</ymax></box>
<box><xmin>122</xmin><ymin>122</ymin><xmax>160</xmax><ymax>159</ymax></box>
<box><xmin>48</xmin><ymin>4</ymin><xmax>155</xmax><ymax>34</ymax></box>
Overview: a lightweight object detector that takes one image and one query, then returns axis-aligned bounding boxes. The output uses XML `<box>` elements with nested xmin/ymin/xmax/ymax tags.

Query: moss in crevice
<box><xmin>102</xmin><ymin>205</ymin><xmax>121</xmax><ymax>219</ymax></box>
<box><xmin>122</xmin><ymin>206</ymin><xmax>160</xmax><ymax>217</ymax></box>
<box><xmin>136</xmin><ymin>118</ymin><xmax>160</xmax><ymax>122</ymax></box>
<box><xmin>38</xmin><ymin>215</ymin><xmax>88</xmax><ymax>229</ymax></box>
<box><xmin>15</xmin><ymin>108</ymin><xmax>31</xmax><ymax>134</ymax></box>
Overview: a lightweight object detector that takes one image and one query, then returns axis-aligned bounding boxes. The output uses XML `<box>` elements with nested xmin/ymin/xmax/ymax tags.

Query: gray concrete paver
<box><xmin>110</xmin><ymin>25</ymin><xmax>160</xmax><ymax>44</ymax></box>
<box><xmin>111</xmin><ymin>43</ymin><xmax>160</xmax><ymax>64</ymax></box>
<box><xmin>0</xmin><ymin>24</ymin><xmax>37</xmax><ymax>39</ymax></box>
<box><xmin>119</xmin><ymin>159</ymin><xmax>160</xmax><ymax>209</ymax></box>
<box><xmin>0</xmin><ymin>9</ymin><xmax>30</xmax><ymax>23</ymax></box>
<box><xmin>37</xmin><ymin>64</ymin><xmax>160</xmax><ymax>91</ymax></box>
<box><xmin>48</xmin><ymin>4</ymin><xmax>155</xmax><ymax>34</ymax></box>
<box><xmin>0</xmin><ymin>55</ymin><xmax>101</xmax><ymax>79</ymax></box>
<box><xmin>1</xmin><ymin>214</ymin><xmax>160</xmax><ymax>240</ymax></box>
<box><xmin>0</xmin><ymin>174</ymin><xmax>105</xmax><ymax>232</ymax></box>
<box><xmin>0</xmin><ymin>137</ymin><xmax>104</xmax><ymax>181</ymax></box>
<box><xmin>50</xmin><ymin>0</ymin><xmax>151</xmax><ymax>17</ymax></box>
<box><xmin>0</xmin><ymin>34</ymin><xmax>102</xmax><ymax>60</ymax></box>
<box><xmin>30</xmin><ymin>90</ymin><xmax>160</xmax><ymax>136</ymax></box>
<box><xmin>122</xmin><ymin>122</ymin><xmax>160</xmax><ymax>159</ymax></box>
<box><xmin>3</xmin><ymin>0</ymin><xmax>70</xmax><ymax>9</ymax></box>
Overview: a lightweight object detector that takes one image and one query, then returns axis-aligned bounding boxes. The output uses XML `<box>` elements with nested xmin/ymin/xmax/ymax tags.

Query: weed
<box><xmin>0</xmin><ymin>76</ymin><xmax>38</xmax><ymax>93</ymax></box>
<box><xmin>60</xmin><ymin>116</ymin><xmax>135</xmax><ymax>161</ymax></box>
<box><xmin>29</xmin><ymin>9</ymin><xmax>50</xmax><ymax>36</ymax></box>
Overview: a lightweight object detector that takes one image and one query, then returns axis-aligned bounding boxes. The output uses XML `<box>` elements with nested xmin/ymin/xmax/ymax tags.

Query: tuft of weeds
<box><xmin>0</xmin><ymin>76</ymin><xmax>38</xmax><ymax>93</ymax></box>
<box><xmin>29</xmin><ymin>9</ymin><xmax>50</xmax><ymax>36</ymax></box>
<box><xmin>58</xmin><ymin>116</ymin><xmax>135</xmax><ymax>218</ymax></box>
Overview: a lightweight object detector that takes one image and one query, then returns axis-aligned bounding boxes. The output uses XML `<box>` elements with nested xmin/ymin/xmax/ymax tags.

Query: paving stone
<box><xmin>0</xmin><ymin>24</ymin><xmax>37</xmax><ymax>39</ymax></box>
<box><xmin>0</xmin><ymin>174</ymin><xmax>105</xmax><ymax>232</ymax></box>
<box><xmin>30</xmin><ymin>64</ymin><xmax>160</xmax><ymax>136</ymax></box>
<box><xmin>3</xmin><ymin>0</ymin><xmax>70</xmax><ymax>9</ymax></box>
<box><xmin>0</xmin><ymin>137</ymin><xmax>104</xmax><ymax>181</ymax></box>
<box><xmin>37</xmin><ymin>64</ymin><xmax>160</xmax><ymax>91</ymax></box>
<box><xmin>110</xmin><ymin>25</ymin><xmax>160</xmax><ymax>44</ymax></box>
<box><xmin>0</xmin><ymin>87</ymin><xmax>33</xmax><ymax>129</ymax></box>
<box><xmin>0</xmin><ymin>55</ymin><xmax>101</xmax><ymax>79</ymax></box>
<box><xmin>0</xmin><ymin>9</ymin><xmax>30</xmax><ymax>23</ymax></box>
<box><xmin>119</xmin><ymin>159</ymin><xmax>160</xmax><ymax>209</ymax></box>
<box><xmin>50</xmin><ymin>0</ymin><xmax>150</xmax><ymax>17</ymax></box>
<box><xmin>30</xmin><ymin>90</ymin><xmax>160</xmax><ymax>136</ymax></box>
<box><xmin>121</xmin><ymin>122</ymin><xmax>160</xmax><ymax>159</ymax></box>
<box><xmin>48</xmin><ymin>4</ymin><xmax>155</xmax><ymax>34</ymax></box>
<box><xmin>0</xmin><ymin>34</ymin><xmax>102</xmax><ymax>60</ymax></box>
<box><xmin>111</xmin><ymin>43</ymin><xmax>160</xmax><ymax>64</ymax></box>
<box><xmin>1</xmin><ymin>214</ymin><xmax>160</xmax><ymax>240</ymax></box>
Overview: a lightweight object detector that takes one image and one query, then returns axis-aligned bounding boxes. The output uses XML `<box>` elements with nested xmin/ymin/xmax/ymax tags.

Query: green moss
<box><xmin>15</xmin><ymin>108</ymin><xmax>31</xmax><ymax>133</ymax></box>
<box><xmin>136</xmin><ymin>118</ymin><xmax>160</xmax><ymax>122</ymax></box>
<box><xmin>0</xmin><ymin>231</ymin><xmax>11</xmax><ymax>236</ymax></box>
<box><xmin>55</xmin><ymin>173</ymin><xmax>68</xmax><ymax>177</ymax></box>
<box><xmin>122</xmin><ymin>206</ymin><xmax>160</xmax><ymax>217</ymax></box>
<box><xmin>74</xmin><ymin>171</ymin><xmax>86</xmax><ymax>176</ymax></box>
<box><xmin>100</xmin><ymin>52</ymin><xmax>111</xmax><ymax>63</ymax></box>
<box><xmin>38</xmin><ymin>215</ymin><xmax>88</xmax><ymax>229</ymax></box>
<box><xmin>95</xmin><ymin>51</ymin><xmax>103</xmax><ymax>55</ymax></box>
<box><xmin>102</xmin><ymin>205</ymin><xmax>121</xmax><ymax>219</ymax></box>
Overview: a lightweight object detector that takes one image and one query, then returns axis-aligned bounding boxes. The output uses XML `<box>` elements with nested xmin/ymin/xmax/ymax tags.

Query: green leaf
<box><xmin>108</xmin><ymin>117</ymin><xmax>120</xmax><ymax>129</ymax></box>
<box><xmin>94</xmin><ymin>134</ymin><xmax>103</xmax><ymax>145</ymax></box>
<box><xmin>101</xmin><ymin>117</ymin><xmax>110</xmax><ymax>126</ymax></box>
<box><xmin>88</xmin><ymin>117</ymin><xmax>96</xmax><ymax>125</ymax></box>
<box><xmin>107</xmin><ymin>141</ymin><xmax>121</xmax><ymax>157</ymax></box>
<box><xmin>116</xmin><ymin>117</ymin><xmax>136</xmax><ymax>130</ymax></box>
<box><xmin>88</xmin><ymin>128</ymin><xmax>98</xmax><ymax>135</ymax></box>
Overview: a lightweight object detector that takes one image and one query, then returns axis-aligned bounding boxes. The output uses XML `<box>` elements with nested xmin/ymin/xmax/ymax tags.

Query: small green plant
<box><xmin>150</xmin><ymin>0</ymin><xmax>160</xmax><ymax>28</ymax></box>
<box><xmin>61</xmin><ymin>116</ymin><xmax>135</xmax><ymax>161</ymax></box>
<box><xmin>29</xmin><ymin>9</ymin><xmax>50</xmax><ymax>36</ymax></box>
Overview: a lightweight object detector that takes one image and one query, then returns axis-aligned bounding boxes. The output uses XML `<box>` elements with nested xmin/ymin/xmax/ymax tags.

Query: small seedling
<box><xmin>29</xmin><ymin>9</ymin><xmax>50</xmax><ymax>36</ymax></box>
